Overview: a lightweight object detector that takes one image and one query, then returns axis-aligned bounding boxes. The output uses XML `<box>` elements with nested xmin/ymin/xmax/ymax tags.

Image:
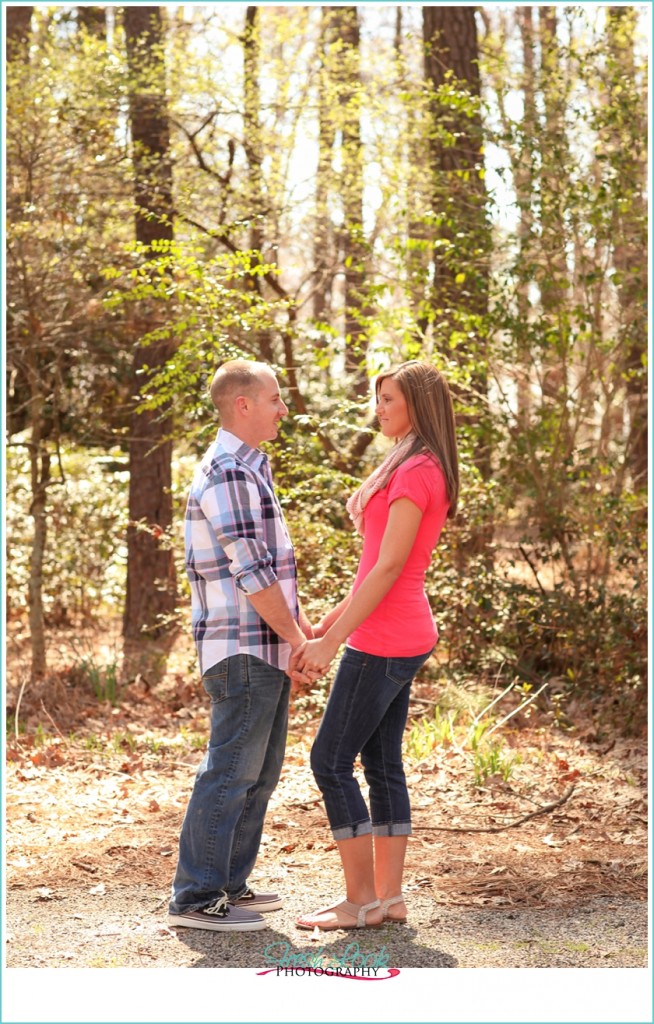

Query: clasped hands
<box><xmin>289</xmin><ymin>634</ymin><xmax>339</xmax><ymax>694</ymax></box>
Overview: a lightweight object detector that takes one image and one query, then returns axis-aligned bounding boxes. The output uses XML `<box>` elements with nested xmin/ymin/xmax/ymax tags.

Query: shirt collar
<box><xmin>217</xmin><ymin>428</ymin><xmax>268</xmax><ymax>472</ymax></box>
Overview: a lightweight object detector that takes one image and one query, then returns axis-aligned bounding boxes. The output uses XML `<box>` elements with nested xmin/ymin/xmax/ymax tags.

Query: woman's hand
<box><xmin>288</xmin><ymin>642</ymin><xmax>316</xmax><ymax>695</ymax></box>
<box><xmin>295</xmin><ymin>636</ymin><xmax>340</xmax><ymax>677</ymax></box>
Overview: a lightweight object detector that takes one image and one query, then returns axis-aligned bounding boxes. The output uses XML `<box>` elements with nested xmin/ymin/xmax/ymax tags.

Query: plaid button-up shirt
<box><xmin>185</xmin><ymin>428</ymin><xmax>298</xmax><ymax>675</ymax></box>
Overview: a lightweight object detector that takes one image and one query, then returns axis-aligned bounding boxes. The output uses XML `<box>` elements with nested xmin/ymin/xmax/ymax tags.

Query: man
<box><xmin>168</xmin><ymin>359</ymin><xmax>312</xmax><ymax>932</ymax></box>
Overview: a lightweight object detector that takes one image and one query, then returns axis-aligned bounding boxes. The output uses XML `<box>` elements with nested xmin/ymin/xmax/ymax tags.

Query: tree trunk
<box><xmin>606</xmin><ymin>7</ymin><xmax>647</xmax><ymax>488</ymax></box>
<box><xmin>25</xmin><ymin>332</ymin><xmax>53</xmax><ymax>680</ymax></box>
<box><xmin>6</xmin><ymin>6</ymin><xmax>33</xmax><ymax>59</ymax></box>
<box><xmin>123</xmin><ymin>6</ymin><xmax>177</xmax><ymax>641</ymax></box>
<box><xmin>515</xmin><ymin>6</ymin><xmax>536</xmax><ymax>428</ymax></box>
<box><xmin>422</xmin><ymin>6</ymin><xmax>488</xmax><ymax>324</ymax></box>
<box><xmin>422</xmin><ymin>6</ymin><xmax>490</xmax><ymax>416</ymax></box>
<box><xmin>537</xmin><ymin>7</ymin><xmax>568</xmax><ymax>400</ymax></box>
<box><xmin>77</xmin><ymin>6</ymin><xmax>106</xmax><ymax>37</ymax></box>
<box><xmin>326</xmin><ymin>5</ymin><xmax>369</xmax><ymax>398</ymax></box>
<box><xmin>394</xmin><ymin>5</ymin><xmax>402</xmax><ymax>57</ymax></box>
<box><xmin>312</xmin><ymin>7</ymin><xmax>339</xmax><ymax>331</ymax></box>
<box><xmin>242</xmin><ymin>7</ymin><xmax>274</xmax><ymax>363</ymax></box>
<box><xmin>7</xmin><ymin>2</ymin><xmax>48</xmax><ymax>679</ymax></box>
<box><xmin>422</xmin><ymin>6</ymin><xmax>492</xmax><ymax>556</ymax></box>
<box><xmin>28</xmin><ymin>445</ymin><xmax>50</xmax><ymax>681</ymax></box>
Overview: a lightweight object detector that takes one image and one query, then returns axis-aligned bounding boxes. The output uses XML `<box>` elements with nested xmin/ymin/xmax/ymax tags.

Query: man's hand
<box><xmin>295</xmin><ymin>636</ymin><xmax>340</xmax><ymax>678</ymax></box>
<box><xmin>290</xmin><ymin>647</ymin><xmax>323</xmax><ymax>696</ymax></box>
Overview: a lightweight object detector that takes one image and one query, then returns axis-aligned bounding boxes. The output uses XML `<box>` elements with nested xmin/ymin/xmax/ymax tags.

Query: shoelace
<box><xmin>202</xmin><ymin>894</ymin><xmax>230</xmax><ymax>917</ymax></box>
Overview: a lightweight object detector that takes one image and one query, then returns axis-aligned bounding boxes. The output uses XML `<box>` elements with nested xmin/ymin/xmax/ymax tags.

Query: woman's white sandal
<box><xmin>380</xmin><ymin>895</ymin><xmax>407</xmax><ymax>923</ymax></box>
<box><xmin>296</xmin><ymin>898</ymin><xmax>383</xmax><ymax>931</ymax></box>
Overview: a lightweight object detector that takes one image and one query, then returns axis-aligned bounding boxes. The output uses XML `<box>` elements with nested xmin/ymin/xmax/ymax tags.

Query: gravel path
<box><xmin>6</xmin><ymin>877</ymin><xmax>647</xmax><ymax>970</ymax></box>
<box><xmin>5</xmin><ymin>663</ymin><xmax>649</xmax><ymax>1023</ymax></box>
<box><xmin>5</xmin><ymin>880</ymin><xmax>649</xmax><ymax>1023</ymax></box>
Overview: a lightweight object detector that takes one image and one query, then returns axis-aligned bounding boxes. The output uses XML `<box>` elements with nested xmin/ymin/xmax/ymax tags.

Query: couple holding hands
<box><xmin>167</xmin><ymin>357</ymin><xmax>459</xmax><ymax>934</ymax></box>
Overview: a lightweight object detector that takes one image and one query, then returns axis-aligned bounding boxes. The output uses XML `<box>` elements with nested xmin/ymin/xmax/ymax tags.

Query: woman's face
<box><xmin>375</xmin><ymin>376</ymin><xmax>412</xmax><ymax>439</ymax></box>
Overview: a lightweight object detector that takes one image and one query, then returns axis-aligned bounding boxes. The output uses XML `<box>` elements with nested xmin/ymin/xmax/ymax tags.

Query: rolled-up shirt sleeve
<box><xmin>200</xmin><ymin>466</ymin><xmax>278</xmax><ymax>595</ymax></box>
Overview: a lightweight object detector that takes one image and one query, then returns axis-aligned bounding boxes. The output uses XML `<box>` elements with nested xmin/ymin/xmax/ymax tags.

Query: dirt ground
<box><xmin>4</xmin><ymin>624</ymin><xmax>649</xmax><ymax>977</ymax></box>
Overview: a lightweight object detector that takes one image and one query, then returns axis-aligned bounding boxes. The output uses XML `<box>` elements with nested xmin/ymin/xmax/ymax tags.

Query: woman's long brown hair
<box><xmin>376</xmin><ymin>361</ymin><xmax>459</xmax><ymax>518</ymax></box>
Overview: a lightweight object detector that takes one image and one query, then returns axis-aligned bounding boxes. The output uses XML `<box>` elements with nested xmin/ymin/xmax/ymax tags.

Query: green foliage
<box><xmin>404</xmin><ymin>682</ymin><xmax>522</xmax><ymax>787</ymax></box>
<box><xmin>111</xmin><ymin>730</ymin><xmax>137</xmax><ymax>753</ymax></box>
<box><xmin>406</xmin><ymin>707</ymin><xmax>459</xmax><ymax>760</ymax></box>
<box><xmin>472</xmin><ymin>743</ymin><xmax>521</xmax><ymax>788</ymax></box>
<box><xmin>70</xmin><ymin>656</ymin><xmax>121</xmax><ymax>707</ymax></box>
<box><xmin>101</xmin><ymin>240</ymin><xmax>291</xmax><ymax>439</ymax></box>
<box><xmin>6</xmin><ymin>445</ymin><xmax>128</xmax><ymax>622</ymax></box>
<box><xmin>4</xmin><ymin>6</ymin><xmax>647</xmax><ymax>736</ymax></box>
<box><xmin>6</xmin><ymin>24</ymin><xmax>135</xmax><ymax>446</ymax></box>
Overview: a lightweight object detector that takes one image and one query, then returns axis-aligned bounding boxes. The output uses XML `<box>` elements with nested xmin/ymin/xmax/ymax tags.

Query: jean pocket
<box><xmin>202</xmin><ymin>662</ymin><xmax>229</xmax><ymax>703</ymax></box>
<box><xmin>386</xmin><ymin>649</ymin><xmax>434</xmax><ymax>686</ymax></box>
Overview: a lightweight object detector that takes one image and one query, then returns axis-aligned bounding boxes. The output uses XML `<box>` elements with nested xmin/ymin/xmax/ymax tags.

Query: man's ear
<box><xmin>234</xmin><ymin>394</ymin><xmax>249</xmax><ymax>415</ymax></box>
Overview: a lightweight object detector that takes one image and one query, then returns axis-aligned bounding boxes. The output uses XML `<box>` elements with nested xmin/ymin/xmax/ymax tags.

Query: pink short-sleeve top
<box><xmin>347</xmin><ymin>453</ymin><xmax>449</xmax><ymax>657</ymax></box>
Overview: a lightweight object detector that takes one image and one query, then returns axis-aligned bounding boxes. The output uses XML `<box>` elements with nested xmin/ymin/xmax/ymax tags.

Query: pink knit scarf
<box><xmin>346</xmin><ymin>432</ymin><xmax>417</xmax><ymax>536</ymax></box>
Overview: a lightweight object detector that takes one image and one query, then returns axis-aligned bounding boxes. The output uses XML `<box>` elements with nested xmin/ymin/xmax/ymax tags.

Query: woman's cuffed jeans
<box><xmin>169</xmin><ymin>654</ymin><xmax>289</xmax><ymax>915</ymax></box>
<box><xmin>310</xmin><ymin>646</ymin><xmax>433</xmax><ymax>841</ymax></box>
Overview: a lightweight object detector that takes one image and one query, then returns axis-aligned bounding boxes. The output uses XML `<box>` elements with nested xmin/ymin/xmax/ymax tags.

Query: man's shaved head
<box><xmin>210</xmin><ymin>359</ymin><xmax>275</xmax><ymax>420</ymax></box>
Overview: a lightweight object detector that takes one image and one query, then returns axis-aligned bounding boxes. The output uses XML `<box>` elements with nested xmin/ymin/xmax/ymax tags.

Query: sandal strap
<box><xmin>341</xmin><ymin>898</ymin><xmax>381</xmax><ymax>928</ymax></box>
<box><xmin>297</xmin><ymin>897</ymin><xmax>382</xmax><ymax>929</ymax></box>
<box><xmin>311</xmin><ymin>899</ymin><xmax>344</xmax><ymax>917</ymax></box>
<box><xmin>381</xmin><ymin>895</ymin><xmax>404</xmax><ymax>911</ymax></box>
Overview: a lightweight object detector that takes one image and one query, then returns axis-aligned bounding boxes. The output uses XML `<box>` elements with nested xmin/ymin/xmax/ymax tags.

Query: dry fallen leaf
<box><xmin>542</xmin><ymin>833</ymin><xmax>563</xmax><ymax>848</ymax></box>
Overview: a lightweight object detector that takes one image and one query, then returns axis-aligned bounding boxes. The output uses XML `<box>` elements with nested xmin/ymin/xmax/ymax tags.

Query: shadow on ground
<box><xmin>174</xmin><ymin>921</ymin><xmax>458</xmax><ymax>970</ymax></box>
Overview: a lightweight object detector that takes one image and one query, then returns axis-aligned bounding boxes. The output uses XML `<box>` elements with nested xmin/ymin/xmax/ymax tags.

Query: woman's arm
<box><xmin>296</xmin><ymin>498</ymin><xmax>423</xmax><ymax>674</ymax></box>
<box><xmin>298</xmin><ymin>602</ymin><xmax>314</xmax><ymax>639</ymax></box>
<box><xmin>312</xmin><ymin>592</ymin><xmax>353</xmax><ymax>638</ymax></box>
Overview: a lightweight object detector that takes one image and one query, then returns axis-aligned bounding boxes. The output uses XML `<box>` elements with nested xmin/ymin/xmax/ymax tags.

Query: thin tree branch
<box><xmin>415</xmin><ymin>784</ymin><xmax>577</xmax><ymax>834</ymax></box>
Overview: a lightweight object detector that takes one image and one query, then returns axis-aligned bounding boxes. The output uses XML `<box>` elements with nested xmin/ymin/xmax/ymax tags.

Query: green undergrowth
<box><xmin>402</xmin><ymin>672</ymin><xmax>550</xmax><ymax>787</ymax></box>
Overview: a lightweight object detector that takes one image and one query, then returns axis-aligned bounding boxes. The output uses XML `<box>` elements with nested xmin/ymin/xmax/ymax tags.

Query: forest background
<box><xmin>2</xmin><ymin>0</ymin><xmax>650</xmax><ymax>1003</ymax></box>
<box><xmin>5</xmin><ymin>1</ymin><xmax>647</xmax><ymax>741</ymax></box>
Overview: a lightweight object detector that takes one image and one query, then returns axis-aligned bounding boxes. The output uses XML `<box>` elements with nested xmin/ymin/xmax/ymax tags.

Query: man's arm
<box><xmin>247</xmin><ymin>583</ymin><xmax>307</xmax><ymax>650</ymax></box>
<box><xmin>201</xmin><ymin>463</ymin><xmax>309</xmax><ymax>653</ymax></box>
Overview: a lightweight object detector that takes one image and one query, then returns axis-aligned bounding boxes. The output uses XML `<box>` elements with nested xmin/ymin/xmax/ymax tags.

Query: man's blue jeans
<box><xmin>169</xmin><ymin>654</ymin><xmax>289</xmax><ymax>915</ymax></box>
<box><xmin>310</xmin><ymin>646</ymin><xmax>433</xmax><ymax>840</ymax></box>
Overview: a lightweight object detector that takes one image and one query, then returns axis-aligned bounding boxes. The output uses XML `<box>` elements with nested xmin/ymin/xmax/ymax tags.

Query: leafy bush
<box><xmin>6</xmin><ymin>444</ymin><xmax>129</xmax><ymax>622</ymax></box>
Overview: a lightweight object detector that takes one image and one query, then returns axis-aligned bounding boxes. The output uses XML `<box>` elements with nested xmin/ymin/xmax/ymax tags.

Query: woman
<box><xmin>291</xmin><ymin>360</ymin><xmax>459</xmax><ymax>931</ymax></box>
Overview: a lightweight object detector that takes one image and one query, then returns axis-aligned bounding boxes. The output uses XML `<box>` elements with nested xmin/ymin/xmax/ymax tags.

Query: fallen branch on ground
<box><xmin>414</xmin><ymin>784</ymin><xmax>577</xmax><ymax>834</ymax></box>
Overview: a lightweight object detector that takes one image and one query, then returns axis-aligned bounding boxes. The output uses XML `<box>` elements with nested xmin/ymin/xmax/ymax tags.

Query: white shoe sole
<box><xmin>232</xmin><ymin>898</ymin><xmax>283</xmax><ymax>913</ymax></box>
<box><xmin>167</xmin><ymin>914</ymin><xmax>267</xmax><ymax>932</ymax></box>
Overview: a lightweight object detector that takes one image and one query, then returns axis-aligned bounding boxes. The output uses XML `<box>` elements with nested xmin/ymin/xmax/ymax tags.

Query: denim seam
<box><xmin>331</xmin><ymin>653</ymin><xmax>372</xmax><ymax>834</ymax></box>
<box><xmin>200</xmin><ymin>659</ymin><xmax>251</xmax><ymax>892</ymax></box>
<box><xmin>227</xmin><ymin>670</ymin><xmax>289</xmax><ymax>894</ymax></box>
<box><xmin>378</xmin><ymin>671</ymin><xmax>399</xmax><ymax>831</ymax></box>
<box><xmin>225</xmin><ymin>655</ymin><xmax>252</xmax><ymax>886</ymax></box>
